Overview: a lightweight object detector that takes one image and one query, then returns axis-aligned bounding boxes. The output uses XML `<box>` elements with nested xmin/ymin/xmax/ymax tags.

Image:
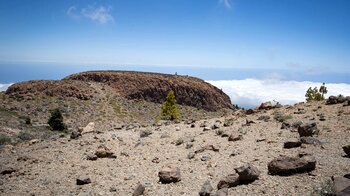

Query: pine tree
<box><xmin>48</xmin><ymin>108</ymin><xmax>66</xmax><ymax>131</ymax></box>
<box><xmin>319</xmin><ymin>83</ymin><xmax>328</xmax><ymax>99</ymax></box>
<box><xmin>305</xmin><ymin>84</ymin><xmax>326</xmax><ymax>102</ymax></box>
<box><xmin>160</xmin><ymin>90</ymin><xmax>180</xmax><ymax>121</ymax></box>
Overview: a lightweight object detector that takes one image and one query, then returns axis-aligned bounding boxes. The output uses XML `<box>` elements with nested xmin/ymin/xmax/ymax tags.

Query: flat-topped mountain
<box><xmin>6</xmin><ymin>71</ymin><xmax>233</xmax><ymax>111</ymax></box>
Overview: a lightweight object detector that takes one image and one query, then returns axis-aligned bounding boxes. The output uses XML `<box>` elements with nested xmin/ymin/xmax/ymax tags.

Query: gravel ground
<box><xmin>0</xmin><ymin>101</ymin><xmax>349</xmax><ymax>196</ymax></box>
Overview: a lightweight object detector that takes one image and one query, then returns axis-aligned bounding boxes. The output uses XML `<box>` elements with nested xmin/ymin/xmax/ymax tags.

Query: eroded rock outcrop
<box><xmin>65</xmin><ymin>71</ymin><xmax>233</xmax><ymax>111</ymax></box>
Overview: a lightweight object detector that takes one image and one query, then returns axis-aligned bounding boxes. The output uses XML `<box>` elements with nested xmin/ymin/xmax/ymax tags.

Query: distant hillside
<box><xmin>7</xmin><ymin>71</ymin><xmax>233</xmax><ymax>111</ymax></box>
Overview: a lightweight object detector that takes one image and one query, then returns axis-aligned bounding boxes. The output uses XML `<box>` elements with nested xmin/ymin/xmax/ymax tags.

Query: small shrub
<box><xmin>274</xmin><ymin>113</ymin><xmax>293</xmax><ymax>122</ymax></box>
<box><xmin>0</xmin><ymin>134</ymin><xmax>11</xmax><ymax>145</ymax></box>
<box><xmin>160</xmin><ymin>90</ymin><xmax>180</xmax><ymax>121</ymax></box>
<box><xmin>305</xmin><ymin>83</ymin><xmax>327</xmax><ymax>102</ymax></box>
<box><xmin>48</xmin><ymin>108</ymin><xmax>66</xmax><ymax>131</ymax></box>
<box><xmin>17</xmin><ymin>131</ymin><xmax>34</xmax><ymax>141</ymax></box>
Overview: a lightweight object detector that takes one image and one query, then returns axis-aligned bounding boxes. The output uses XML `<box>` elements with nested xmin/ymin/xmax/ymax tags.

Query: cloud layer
<box><xmin>208</xmin><ymin>79</ymin><xmax>350</xmax><ymax>109</ymax></box>
<box><xmin>0</xmin><ymin>83</ymin><xmax>12</xmax><ymax>92</ymax></box>
<box><xmin>219</xmin><ymin>0</ymin><xmax>231</xmax><ymax>8</ymax></box>
<box><xmin>67</xmin><ymin>5</ymin><xmax>114</xmax><ymax>24</ymax></box>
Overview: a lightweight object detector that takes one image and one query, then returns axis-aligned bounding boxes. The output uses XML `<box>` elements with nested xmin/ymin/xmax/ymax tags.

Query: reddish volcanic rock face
<box><xmin>64</xmin><ymin>71</ymin><xmax>233</xmax><ymax>111</ymax></box>
<box><xmin>6</xmin><ymin>80</ymin><xmax>96</xmax><ymax>100</ymax></box>
<box><xmin>5</xmin><ymin>71</ymin><xmax>233</xmax><ymax>111</ymax></box>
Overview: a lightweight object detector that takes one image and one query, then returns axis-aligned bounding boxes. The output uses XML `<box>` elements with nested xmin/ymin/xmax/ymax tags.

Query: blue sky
<box><xmin>0</xmin><ymin>0</ymin><xmax>350</xmax><ymax>83</ymax></box>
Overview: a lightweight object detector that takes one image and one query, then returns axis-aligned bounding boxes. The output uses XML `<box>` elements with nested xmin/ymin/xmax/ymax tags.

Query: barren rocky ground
<box><xmin>1</xmin><ymin>100</ymin><xmax>349</xmax><ymax>195</ymax></box>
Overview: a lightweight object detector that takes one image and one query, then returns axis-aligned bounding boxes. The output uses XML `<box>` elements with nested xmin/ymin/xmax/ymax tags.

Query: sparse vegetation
<box><xmin>310</xmin><ymin>179</ymin><xmax>334</xmax><ymax>196</ymax></box>
<box><xmin>306</xmin><ymin>83</ymin><xmax>328</xmax><ymax>102</ymax></box>
<box><xmin>274</xmin><ymin>113</ymin><xmax>293</xmax><ymax>122</ymax></box>
<box><xmin>0</xmin><ymin>134</ymin><xmax>11</xmax><ymax>145</ymax></box>
<box><xmin>19</xmin><ymin>116</ymin><xmax>31</xmax><ymax>125</ymax></box>
<box><xmin>160</xmin><ymin>90</ymin><xmax>180</xmax><ymax>121</ymax></box>
<box><xmin>17</xmin><ymin>131</ymin><xmax>34</xmax><ymax>141</ymax></box>
<box><xmin>48</xmin><ymin>108</ymin><xmax>66</xmax><ymax>131</ymax></box>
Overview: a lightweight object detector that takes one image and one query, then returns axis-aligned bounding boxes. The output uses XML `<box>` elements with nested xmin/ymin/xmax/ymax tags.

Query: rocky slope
<box><xmin>6</xmin><ymin>71</ymin><xmax>233</xmax><ymax>112</ymax></box>
<box><xmin>0</xmin><ymin>100</ymin><xmax>349</xmax><ymax>195</ymax></box>
<box><xmin>64</xmin><ymin>71</ymin><xmax>233</xmax><ymax>111</ymax></box>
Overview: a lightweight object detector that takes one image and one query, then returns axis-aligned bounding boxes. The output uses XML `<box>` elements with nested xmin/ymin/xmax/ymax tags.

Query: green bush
<box><xmin>19</xmin><ymin>116</ymin><xmax>31</xmax><ymax>125</ymax></box>
<box><xmin>160</xmin><ymin>90</ymin><xmax>180</xmax><ymax>121</ymax></box>
<box><xmin>17</xmin><ymin>131</ymin><xmax>34</xmax><ymax>141</ymax></box>
<box><xmin>274</xmin><ymin>113</ymin><xmax>293</xmax><ymax>122</ymax></box>
<box><xmin>48</xmin><ymin>108</ymin><xmax>66</xmax><ymax>131</ymax></box>
<box><xmin>0</xmin><ymin>134</ymin><xmax>11</xmax><ymax>145</ymax></box>
<box><xmin>305</xmin><ymin>83</ymin><xmax>327</xmax><ymax>102</ymax></box>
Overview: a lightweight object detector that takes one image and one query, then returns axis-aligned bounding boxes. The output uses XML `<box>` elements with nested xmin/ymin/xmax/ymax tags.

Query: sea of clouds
<box><xmin>0</xmin><ymin>83</ymin><xmax>12</xmax><ymax>92</ymax></box>
<box><xmin>208</xmin><ymin>79</ymin><xmax>350</xmax><ymax>109</ymax></box>
<box><xmin>1</xmin><ymin>80</ymin><xmax>350</xmax><ymax>109</ymax></box>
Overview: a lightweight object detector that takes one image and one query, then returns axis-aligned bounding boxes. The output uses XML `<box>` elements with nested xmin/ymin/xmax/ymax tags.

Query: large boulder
<box><xmin>158</xmin><ymin>165</ymin><xmax>181</xmax><ymax>183</ymax></box>
<box><xmin>258</xmin><ymin>101</ymin><xmax>273</xmax><ymax>110</ymax></box>
<box><xmin>326</xmin><ymin>95</ymin><xmax>338</xmax><ymax>105</ymax></box>
<box><xmin>298</xmin><ymin>122</ymin><xmax>319</xmax><ymax>137</ymax></box>
<box><xmin>268</xmin><ymin>154</ymin><xmax>316</xmax><ymax>175</ymax></box>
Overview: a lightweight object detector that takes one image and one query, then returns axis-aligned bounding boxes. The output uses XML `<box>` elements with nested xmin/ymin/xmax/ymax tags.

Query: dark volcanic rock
<box><xmin>133</xmin><ymin>183</ymin><xmax>145</xmax><ymax>196</ymax></box>
<box><xmin>228</xmin><ymin>132</ymin><xmax>242</xmax><ymax>142</ymax></box>
<box><xmin>343</xmin><ymin>145</ymin><xmax>350</xmax><ymax>156</ymax></box>
<box><xmin>70</xmin><ymin>131</ymin><xmax>82</xmax><ymax>140</ymax></box>
<box><xmin>217</xmin><ymin>173</ymin><xmax>240</xmax><ymax>189</ymax></box>
<box><xmin>76</xmin><ymin>175</ymin><xmax>91</xmax><ymax>185</ymax></box>
<box><xmin>95</xmin><ymin>145</ymin><xmax>116</xmax><ymax>158</ymax></box>
<box><xmin>158</xmin><ymin>165</ymin><xmax>181</xmax><ymax>183</ymax></box>
<box><xmin>1</xmin><ymin>166</ymin><xmax>17</xmax><ymax>175</ymax></box>
<box><xmin>298</xmin><ymin>122</ymin><xmax>319</xmax><ymax>137</ymax></box>
<box><xmin>284</xmin><ymin>139</ymin><xmax>302</xmax><ymax>149</ymax></box>
<box><xmin>65</xmin><ymin>71</ymin><xmax>233</xmax><ymax>111</ymax></box>
<box><xmin>326</xmin><ymin>96</ymin><xmax>338</xmax><ymax>104</ymax></box>
<box><xmin>235</xmin><ymin>164</ymin><xmax>261</xmax><ymax>182</ymax></box>
<box><xmin>268</xmin><ymin>154</ymin><xmax>316</xmax><ymax>175</ymax></box>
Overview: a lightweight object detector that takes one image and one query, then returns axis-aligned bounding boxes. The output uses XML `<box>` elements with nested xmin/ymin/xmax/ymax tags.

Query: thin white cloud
<box><xmin>81</xmin><ymin>5</ymin><xmax>114</xmax><ymax>24</ymax></box>
<box><xmin>208</xmin><ymin>79</ymin><xmax>350</xmax><ymax>109</ymax></box>
<box><xmin>67</xmin><ymin>5</ymin><xmax>114</xmax><ymax>24</ymax></box>
<box><xmin>66</xmin><ymin>6</ymin><xmax>79</xmax><ymax>20</ymax></box>
<box><xmin>0</xmin><ymin>83</ymin><xmax>13</xmax><ymax>92</ymax></box>
<box><xmin>219</xmin><ymin>0</ymin><xmax>231</xmax><ymax>8</ymax></box>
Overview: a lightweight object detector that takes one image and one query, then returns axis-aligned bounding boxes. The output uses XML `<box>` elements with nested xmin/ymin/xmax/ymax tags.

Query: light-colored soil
<box><xmin>0</xmin><ymin>101</ymin><xmax>349</xmax><ymax>195</ymax></box>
